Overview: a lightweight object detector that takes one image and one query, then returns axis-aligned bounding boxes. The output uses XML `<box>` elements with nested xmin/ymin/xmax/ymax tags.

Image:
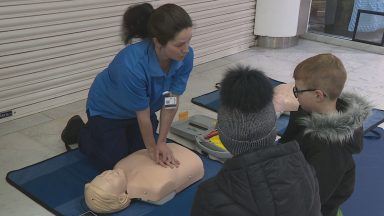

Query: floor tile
<box><xmin>0</xmin><ymin>113</ymin><xmax>53</xmax><ymax>137</ymax></box>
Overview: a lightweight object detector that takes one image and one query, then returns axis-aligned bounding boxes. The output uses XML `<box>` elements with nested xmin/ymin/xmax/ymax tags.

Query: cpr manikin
<box><xmin>273</xmin><ymin>83</ymin><xmax>299</xmax><ymax>116</ymax></box>
<box><xmin>84</xmin><ymin>143</ymin><xmax>204</xmax><ymax>214</ymax></box>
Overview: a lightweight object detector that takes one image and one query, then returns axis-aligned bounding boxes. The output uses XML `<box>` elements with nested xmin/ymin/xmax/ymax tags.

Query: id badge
<box><xmin>163</xmin><ymin>91</ymin><xmax>177</xmax><ymax>109</ymax></box>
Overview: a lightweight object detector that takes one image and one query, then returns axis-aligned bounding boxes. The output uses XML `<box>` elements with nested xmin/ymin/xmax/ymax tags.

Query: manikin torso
<box><xmin>114</xmin><ymin>143</ymin><xmax>204</xmax><ymax>203</ymax></box>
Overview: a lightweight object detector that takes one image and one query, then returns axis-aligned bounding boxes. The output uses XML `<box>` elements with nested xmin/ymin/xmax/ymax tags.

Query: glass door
<box><xmin>308</xmin><ymin>0</ymin><xmax>384</xmax><ymax>46</ymax></box>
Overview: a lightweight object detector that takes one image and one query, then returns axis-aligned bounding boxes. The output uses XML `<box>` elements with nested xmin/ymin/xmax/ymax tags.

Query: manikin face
<box><xmin>91</xmin><ymin>169</ymin><xmax>127</xmax><ymax>196</ymax></box>
<box><xmin>155</xmin><ymin>27</ymin><xmax>193</xmax><ymax>62</ymax></box>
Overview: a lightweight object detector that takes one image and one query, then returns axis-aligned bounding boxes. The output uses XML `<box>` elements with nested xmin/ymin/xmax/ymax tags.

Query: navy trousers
<box><xmin>79</xmin><ymin>113</ymin><xmax>158</xmax><ymax>171</ymax></box>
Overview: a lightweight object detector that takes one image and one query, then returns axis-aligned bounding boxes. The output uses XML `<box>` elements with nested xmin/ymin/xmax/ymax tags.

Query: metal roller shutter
<box><xmin>0</xmin><ymin>0</ymin><xmax>256</xmax><ymax>122</ymax></box>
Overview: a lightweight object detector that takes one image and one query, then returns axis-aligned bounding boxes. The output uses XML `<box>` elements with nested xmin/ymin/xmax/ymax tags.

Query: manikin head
<box><xmin>273</xmin><ymin>83</ymin><xmax>299</xmax><ymax>114</ymax></box>
<box><xmin>84</xmin><ymin>169</ymin><xmax>130</xmax><ymax>214</ymax></box>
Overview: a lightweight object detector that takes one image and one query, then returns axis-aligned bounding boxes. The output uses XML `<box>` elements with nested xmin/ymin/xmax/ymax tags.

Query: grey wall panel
<box><xmin>0</xmin><ymin>0</ymin><xmax>256</xmax><ymax>122</ymax></box>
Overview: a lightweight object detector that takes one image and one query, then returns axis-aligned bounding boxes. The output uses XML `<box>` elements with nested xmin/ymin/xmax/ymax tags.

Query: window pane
<box><xmin>353</xmin><ymin>12</ymin><xmax>384</xmax><ymax>44</ymax></box>
<box><xmin>308</xmin><ymin>0</ymin><xmax>384</xmax><ymax>46</ymax></box>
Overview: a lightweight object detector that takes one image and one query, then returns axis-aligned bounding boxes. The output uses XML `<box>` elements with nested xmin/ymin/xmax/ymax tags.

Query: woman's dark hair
<box><xmin>122</xmin><ymin>3</ymin><xmax>192</xmax><ymax>45</ymax></box>
<box><xmin>122</xmin><ymin>3</ymin><xmax>153</xmax><ymax>44</ymax></box>
<box><xmin>220</xmin><ymin>65</ymin><xmax>274</xmax><ymax>113</ymax></box>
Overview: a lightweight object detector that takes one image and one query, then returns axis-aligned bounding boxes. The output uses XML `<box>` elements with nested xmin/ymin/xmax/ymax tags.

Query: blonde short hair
<box><xmin>293</xmin><ymin>53</ymin><xmax>347</xmax><ymax>100</ymax></box>
<box><xmin>84</xmin><ymin>182</ymin><xmax>131</xmax><ymax>214</ymax></box>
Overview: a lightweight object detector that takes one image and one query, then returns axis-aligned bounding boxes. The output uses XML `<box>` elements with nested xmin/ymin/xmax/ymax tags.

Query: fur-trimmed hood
<box><xmin>298</xmin><ymin>92</ymin><xmax>371</xmax><ymax>145</ymax></box>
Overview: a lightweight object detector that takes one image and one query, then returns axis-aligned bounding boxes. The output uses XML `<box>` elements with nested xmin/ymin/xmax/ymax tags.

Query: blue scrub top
<box><xmin>86</xmin><ymin>39</ymin><xmax>194</xmax><ymax>119</ymax></box>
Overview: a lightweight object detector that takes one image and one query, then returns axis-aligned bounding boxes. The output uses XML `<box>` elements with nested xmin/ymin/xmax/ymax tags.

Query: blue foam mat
<box><xmin>6</xmin><ymin>148</ymin><xmax>222</xmax><ymax>216</ymax></box>
<box><xmin>191</xmin><ymin>78</ymin><xmax>284</xmax><ymax>113</ymax></box>
<box><xmin>364</xmin><ymin>109</ymin><xmax>384</xmax><ymax>134</ymax></box>
<box><xmin>6</xmin><ymin>129</ymin><xmax>384</xmax><ymax>216</ymax></box>
<box><xmin>341</xmin><ymin>127</ymin><xmax>384</xmax><ymax>216</ymax></box>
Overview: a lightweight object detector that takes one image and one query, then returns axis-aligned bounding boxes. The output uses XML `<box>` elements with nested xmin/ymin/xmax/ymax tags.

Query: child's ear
<box><xmin>314</xmin><ymin>89</ymin><xmax>326</xmax><ymax>101</ymax></box>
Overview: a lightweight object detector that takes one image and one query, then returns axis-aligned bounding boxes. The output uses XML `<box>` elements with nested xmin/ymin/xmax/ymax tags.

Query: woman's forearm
<box><xmin>158</xmin><ymin>96</ymin><xmax>179</xmax><ymax>144</ymax></box>
<box><xmin>136</xmin><ymin>108</ymin><xmax>157</xmax><ymax>150</ymax></box>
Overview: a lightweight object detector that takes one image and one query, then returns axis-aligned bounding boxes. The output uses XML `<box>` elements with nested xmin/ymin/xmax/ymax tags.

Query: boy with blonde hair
<box><xmin>280</xmin><ymin>53</ymin><xmax>371</xmax><ymax>216</ymax></box>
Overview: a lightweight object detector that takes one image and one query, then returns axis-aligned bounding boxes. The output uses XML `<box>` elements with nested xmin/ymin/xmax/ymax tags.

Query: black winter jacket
<box><xmin>191</xmin><ymin>141</ymin><xmax>322</xmax><ymax>216</ymax></box>
<box><xmin>280</xmin><ymin>92</ymin><xmax>371</xmax><ymax>216</ymax></box>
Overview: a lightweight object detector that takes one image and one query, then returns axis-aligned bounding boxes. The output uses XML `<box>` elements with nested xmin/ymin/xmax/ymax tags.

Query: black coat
<box><xmin>191</xmin><ymin>141</ymin><xmax>322</xmax><ymax>216</ymax></box>
<box><xmin>280</xmin><ymin>93</ymin><xmax>370</xmax><ymax>216</ymax></box>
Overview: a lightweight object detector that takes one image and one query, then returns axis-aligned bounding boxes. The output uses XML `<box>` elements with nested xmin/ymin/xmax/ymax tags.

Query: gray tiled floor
<box><xmin>0</xmin><ymin>39</ymin><xmax>383</xmax><ymax>215</ymax></box>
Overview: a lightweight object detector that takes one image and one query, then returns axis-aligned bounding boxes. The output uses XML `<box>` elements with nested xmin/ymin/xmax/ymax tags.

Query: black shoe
<box><xmin>61</xmin><ymin>115</ymin><xmax>85</xmax><ymax>151</ymax></box>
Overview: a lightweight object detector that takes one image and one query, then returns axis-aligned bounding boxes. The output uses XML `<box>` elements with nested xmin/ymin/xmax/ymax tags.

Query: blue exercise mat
<box><xmin>364</xmin><ymin>108</ymin><xmax>384</xmax><ymax>135</ymax></box>
<box><xmin>6</xmin><ymin>81</ymin><xmax>384</xmax><ymax>216</ymax></box>
<box><xmin>341</xmin><ymin>127</ymin><xmax>384</xmax><ymax>216</ymax></box>
<box><xmin>6</xmin><ymin>147</ymin><xmax>222</xmax><ymax>216</ymax></box>
<box><xmin>191</xmin><ymin>78</ymin><xmax>284</xmax><ymax>113</ymax></box>
<box><xmin>6</xmin><ymin>129</ymin><xmax>384</xmax><ymax>216</ymax></box>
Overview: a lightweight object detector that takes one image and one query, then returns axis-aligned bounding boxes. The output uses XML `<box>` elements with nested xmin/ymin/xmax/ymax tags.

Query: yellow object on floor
<box><xmin>178</xmin><ymin>111</ymin><xmax>189</xmax><ymax>121</ymax></box>
<box><xmin>209</xmin><ymin>135</ymin><xmax>227</xmax><ymax>151</ymax></box>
